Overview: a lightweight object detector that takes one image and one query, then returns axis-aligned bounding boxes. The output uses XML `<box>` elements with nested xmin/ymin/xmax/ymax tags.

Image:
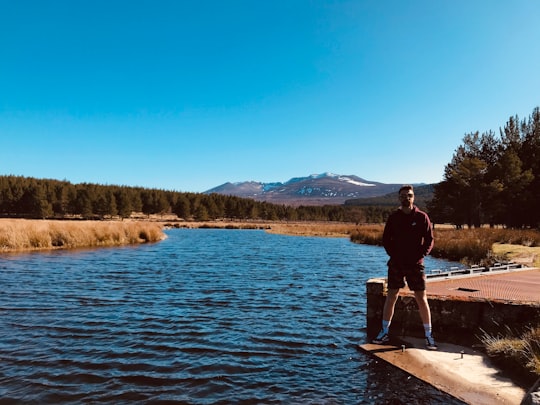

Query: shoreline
<box><xmin>0</xmin><ymin>219</ymin><xmax>357</xmax><ymax>253</ymax></box>
<box><xmin>3</xmin><ymin>219</ymin><xmax>539</xmax><ymax>263</ymax></box>
<box><xmin>170</xmin><ymin>220</ymin><xmax>359</xmax><ymax>237</ymax></box>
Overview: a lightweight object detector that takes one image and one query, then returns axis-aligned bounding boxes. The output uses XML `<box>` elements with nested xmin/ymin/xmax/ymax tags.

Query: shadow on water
<box><xmin>360</xmin><ymin>355</ymin><xmax>466</xmax><ymax>404</ymax></box>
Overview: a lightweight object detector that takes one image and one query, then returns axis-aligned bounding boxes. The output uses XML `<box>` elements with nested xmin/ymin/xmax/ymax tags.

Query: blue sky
<box><xmin>2</xmin><ymin>1</ymin><xmax>540</xmax><ymax>192</ymax></box>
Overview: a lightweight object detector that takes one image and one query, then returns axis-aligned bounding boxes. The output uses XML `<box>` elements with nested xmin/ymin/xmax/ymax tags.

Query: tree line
<box><xmin>8</xmin><ymin>107</ymin><xmax>535</xmax><ymax>227</ymax></box>
<box><xmin>0</xmin><ymin>175</ymin><xmax>392</xmax><ymax>223</ymax></box>
<box><xmin>428</xmin><ymin>106</ymin><xmax>540</xmax><ymax>228</ymax></box>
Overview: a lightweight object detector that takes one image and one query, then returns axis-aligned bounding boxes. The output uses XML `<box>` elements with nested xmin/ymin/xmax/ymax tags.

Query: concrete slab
<box><xmin>359</xmin><ymin>337</ymin><xmax>526</xmax><ymax>405</ymax></box>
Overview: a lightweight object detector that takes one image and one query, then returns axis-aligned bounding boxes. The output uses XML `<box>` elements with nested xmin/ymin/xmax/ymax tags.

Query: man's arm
<box><xmin>422</xmin><ymin>214</ymin><xmax>434</xmax><ymax>257</ymax></box>
<box><xmin>382</xmin><ymin>216</ymin><xmax>395</xmax><ymax>258</ymax></box>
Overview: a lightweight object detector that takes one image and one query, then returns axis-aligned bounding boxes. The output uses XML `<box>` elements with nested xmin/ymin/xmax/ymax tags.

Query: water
<box><xmin>0</xmin><ymin>229</ymin><xmax>465</xmax><ymax>404</ymax></box>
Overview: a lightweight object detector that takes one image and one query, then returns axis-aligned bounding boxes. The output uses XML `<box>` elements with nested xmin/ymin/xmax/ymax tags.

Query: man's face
<box><xmin>399</xmin><ymin>190</ymin><xmax>414</xmax><ymax>208</ymax></box>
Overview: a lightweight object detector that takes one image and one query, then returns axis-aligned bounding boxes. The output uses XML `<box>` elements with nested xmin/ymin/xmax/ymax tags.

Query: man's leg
<box><xmin>414</xmin><ymin>290</ymin><xmax>437</xmax><ymax>350</ymax></box>
<box><xmin>372</xmin><ymin>288</ymin><xmax>399</xmax><ymax>344</ymax></box>
<box><xmin>383</xmin><ymin>288</ymin><xmax>400</xmax><ymax>323</ymax></box>
<box><xmin>373</xmin><ymin>263</ymin><xmax>403</xmax><ymax>344</ymax></box>
<box><xmin>413</xmin><ymin>290</ymin><xmax>431</xmax><ymax>326</ymax></box>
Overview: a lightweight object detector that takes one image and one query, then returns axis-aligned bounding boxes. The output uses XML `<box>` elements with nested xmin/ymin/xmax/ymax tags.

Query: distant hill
<box><xmin>344</xmin><ymin>184</ymin><xmax>435</xmax><ymax>210</ymax></box>
<box><xmin>205</xmin><ymin>172</ymin><xmax>430</xmax><ymax>206</ymax></box>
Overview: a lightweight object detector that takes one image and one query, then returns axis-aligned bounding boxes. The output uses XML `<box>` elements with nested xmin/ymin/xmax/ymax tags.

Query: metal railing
<box><xmin>426</xmin><ymin>262</ymin><xmax>525</xmax><ymax>279</ymax></box>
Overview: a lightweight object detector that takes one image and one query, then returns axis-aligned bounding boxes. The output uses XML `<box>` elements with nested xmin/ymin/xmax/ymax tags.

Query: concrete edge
<box><xmin>359</xmin><ymin>337</ymin><xmax>526</xmax><ymax>405</ymax></box>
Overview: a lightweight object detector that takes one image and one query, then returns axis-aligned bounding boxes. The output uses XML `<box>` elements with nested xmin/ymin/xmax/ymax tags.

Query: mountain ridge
<box><xmin>205</xmin><ymin>172</ymin><xmax>428</xmax><ymax>206</ymax></box>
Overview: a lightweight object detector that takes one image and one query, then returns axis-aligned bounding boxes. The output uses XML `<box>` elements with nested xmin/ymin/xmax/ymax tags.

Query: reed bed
<box><xmin>170</xmin><ymin>220</ymin><xmax>360</xmax><ymax>237</ymax></box>
<box><xmin>0</xmin><ymin>219</ymin><xmax>165</xmax><ymax>252</ymax></box>
<box><xmin>267</xmin><ymin>221</ymin><xmax>359</xmax><ymax>237</ymax></box>
<box><xmin>347</xmin><ymin>224</ymin><xmax>385</xmax><ymax>244</ymax></box>
<box><xmin>167</xmin><ymin>221</ymin><xmax>271</xmax><ymax>230</ymax></box>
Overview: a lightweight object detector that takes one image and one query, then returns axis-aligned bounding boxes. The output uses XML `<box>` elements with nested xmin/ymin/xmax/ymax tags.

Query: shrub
<box><xmin>481</xmin><ymin>326</ymin><xmax>540</xmax><ymax>385</ymax></box>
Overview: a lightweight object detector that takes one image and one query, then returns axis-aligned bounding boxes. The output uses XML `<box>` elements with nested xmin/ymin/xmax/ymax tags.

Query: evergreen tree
<box><xmin>20</xmin><ymin>184</ymin><xmax>53</xmax><ymax>218</ymax></box>
<box><xmin>173</xmin><ymin>194</ymin><xmax>191</xmax><ymax>219</ymax></box>
<box><xmin>492</xmin><ymin>149</ymin><xmax>533</xmax><ymax>227</ymax></box>
<box><xmin>520</xmin><ymin>108</ymin><xmax>540</xmax><ymax>227</ymax></box>
<box><xmin>72</xmin><ymin>187</ymin><xmax>93</xmax><ymax>218</ymax></box>
<box><xmin>432</xmin><ymin>138</ymin><xmax>492</xmax><ymax>227</ymax></box>
<box><xmin>195</xmin><ymin>204</ymin><xmax>209</xmax><ymax>221</ymax></box>
<box><xmin>115</xmin><ymin>188</ymin><xmax>133</xmax><ymax>218</ymax></box>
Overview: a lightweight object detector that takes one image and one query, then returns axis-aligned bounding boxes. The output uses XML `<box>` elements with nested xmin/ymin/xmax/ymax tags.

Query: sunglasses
<box><xmin>399</xmin><ymin>193</ymin><xmax>414</xmax><ymax>198</ymax></box>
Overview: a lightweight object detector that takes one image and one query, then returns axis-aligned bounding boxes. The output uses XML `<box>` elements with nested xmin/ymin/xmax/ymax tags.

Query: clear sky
<box><xmin>1</xmin><ymin>1</ymin><xmax>539</xmax><ymax>192</ymax></box>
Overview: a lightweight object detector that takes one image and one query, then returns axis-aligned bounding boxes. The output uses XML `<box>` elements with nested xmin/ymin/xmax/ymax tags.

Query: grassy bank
<box><xmin>167</xmin><ymin>220</ymin><xmax>359</xmax><ymax>237</ymax></box>
<box><xmin>0</xmin><ymin>219</ymin><xmax>165</xmax><ymax>252</ymax></box>
<box><xmin>351</xmin><ymin>225</ymin><xmax>540</xmax><ymax>267</ymax></box>
<box><xmin>266</xmin><ymin>221</ymin><xmax>359</xmax><ymax>237</ymax></box>
<box><xmin>5</xmin><ymin>219</ymin><xmax>537</xmax><ymax>266</ymax></box>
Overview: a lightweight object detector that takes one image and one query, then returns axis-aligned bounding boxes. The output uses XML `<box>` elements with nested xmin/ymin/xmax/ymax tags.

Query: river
<box><xmin>0</xmin><ymin>229</ymin><xmax>465</xmax><ymax>404</ymax></box>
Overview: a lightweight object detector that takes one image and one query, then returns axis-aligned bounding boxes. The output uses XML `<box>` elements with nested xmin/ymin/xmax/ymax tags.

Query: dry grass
<box><xmin>0</xmin><ymin>219</ymin><xmax>165</xmax><ymax>252</ymax></box>
<box><xmin>351</xmin><ymin>225</ymin><xmax>540</xmax><ymax>267</ymax></box>
<box><xmin>433</xmin><ymin>228</ymin><xmax>540</xmax><ymax>266</ymax></box>
<box><xmin>167</xmin><ymin>220</ymin><xmax>360</xmax><ymax>237</ymax></box>
<box><xmin>481</xmin><ymin>326</ymin><xmax>540</xmax><ymax>383</ymax></box>
<box><xmin>167</xmin><ymin>220</ymin><xmax>272</xmax><ymax>230</ymax></box>
<box><xmin>349</xmin><ymin>224</ymin><xmax>385</xmax><ymax>244</ymax></box>
<box><xmin>4</xmin><ymin>219</ymin><xmax>539</xmax><ymax>267</ymax></box>
<box><xmin>267</xmin><ymin>221</ymin><xmax>359</xmax><ymax>237</ymax></box>
<box><xmin>492</xmin><ymin>243</ymin><xmax>540</xmax><ymax>268</ymax></box>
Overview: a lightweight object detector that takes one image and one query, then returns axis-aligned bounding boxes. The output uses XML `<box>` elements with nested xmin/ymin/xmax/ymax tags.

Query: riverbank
<box><xmin>350</xmin><ymin>224</ymin><xmax>540</xmax><ymax>268</ymax></box>
<box><xmin>0</xmin><ymin>219</ymin><xmax>361</xmax><ymax>253</ymax></box>
<box><xmin>4</xmin><ymin>219</ymin><xmax>540</xmax><ymax>268</ymax></box>
<box><xmin>179</xmin><ymin>220</ymin><xmax>540</xmax><ymax>267</ymax></box>
<box><xmin>172</xmin><ymin>220</ymin><xmax>359</xmax><ymax>237</ymax></box>
<box><xmin>0</xmin><ymin>219</ymin><xmax>165</xmax><ymax>252</ymax></box>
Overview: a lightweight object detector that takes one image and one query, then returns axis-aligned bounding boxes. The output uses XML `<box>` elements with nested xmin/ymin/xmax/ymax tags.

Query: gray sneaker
<box><xmin>372</xmin><ymin>330</ymin><xmax>390</xmax><ymax>344</ymax></box>
<box><xmin>425</xmin><ymin>336</ymin><xmax>438</xmax><ymax>350</ymax></box>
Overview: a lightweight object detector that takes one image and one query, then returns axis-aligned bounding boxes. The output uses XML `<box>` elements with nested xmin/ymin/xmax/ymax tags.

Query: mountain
<box><xmin>204</xmin><ymin>172</ymin><xmax>415</xmax><ymax>206</ymax></box>
<box><xmin>344</xmin><ymin>183</ymin><xmax>435</xmax><ymax>210</ymax></box>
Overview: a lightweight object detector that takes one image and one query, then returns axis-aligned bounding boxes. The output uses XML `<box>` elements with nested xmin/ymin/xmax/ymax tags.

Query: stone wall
<box><xmin>366</xmin><ymin>278</ymin><xmax>540</xmax><ymax>346</ymax></box>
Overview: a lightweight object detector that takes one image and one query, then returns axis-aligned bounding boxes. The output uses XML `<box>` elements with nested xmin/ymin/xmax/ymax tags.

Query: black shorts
<box><xmin>387</xmin><ymin>261</ymin><xmax>426</xmax><ymax>291</ymax></box>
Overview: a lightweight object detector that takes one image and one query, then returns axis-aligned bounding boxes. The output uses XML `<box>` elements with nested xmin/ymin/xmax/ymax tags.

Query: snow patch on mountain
<box><xmin>338</xmin><ymin>176</ymin><xmax>375</xmax><ymax>187</ymax></box>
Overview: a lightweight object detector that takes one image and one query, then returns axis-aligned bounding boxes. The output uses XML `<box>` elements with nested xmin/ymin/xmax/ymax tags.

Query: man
<box><xmin>372</xmin><ymin>185</ymin><xmax>437</xmax><ymax>350</ymax></box>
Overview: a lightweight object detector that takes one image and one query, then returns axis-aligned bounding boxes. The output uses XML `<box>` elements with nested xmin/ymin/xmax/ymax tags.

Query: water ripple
<box><xmin>0</xmin><ymin>229</ymin><xmax>465</xmax><ymax>404</ymax></box>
